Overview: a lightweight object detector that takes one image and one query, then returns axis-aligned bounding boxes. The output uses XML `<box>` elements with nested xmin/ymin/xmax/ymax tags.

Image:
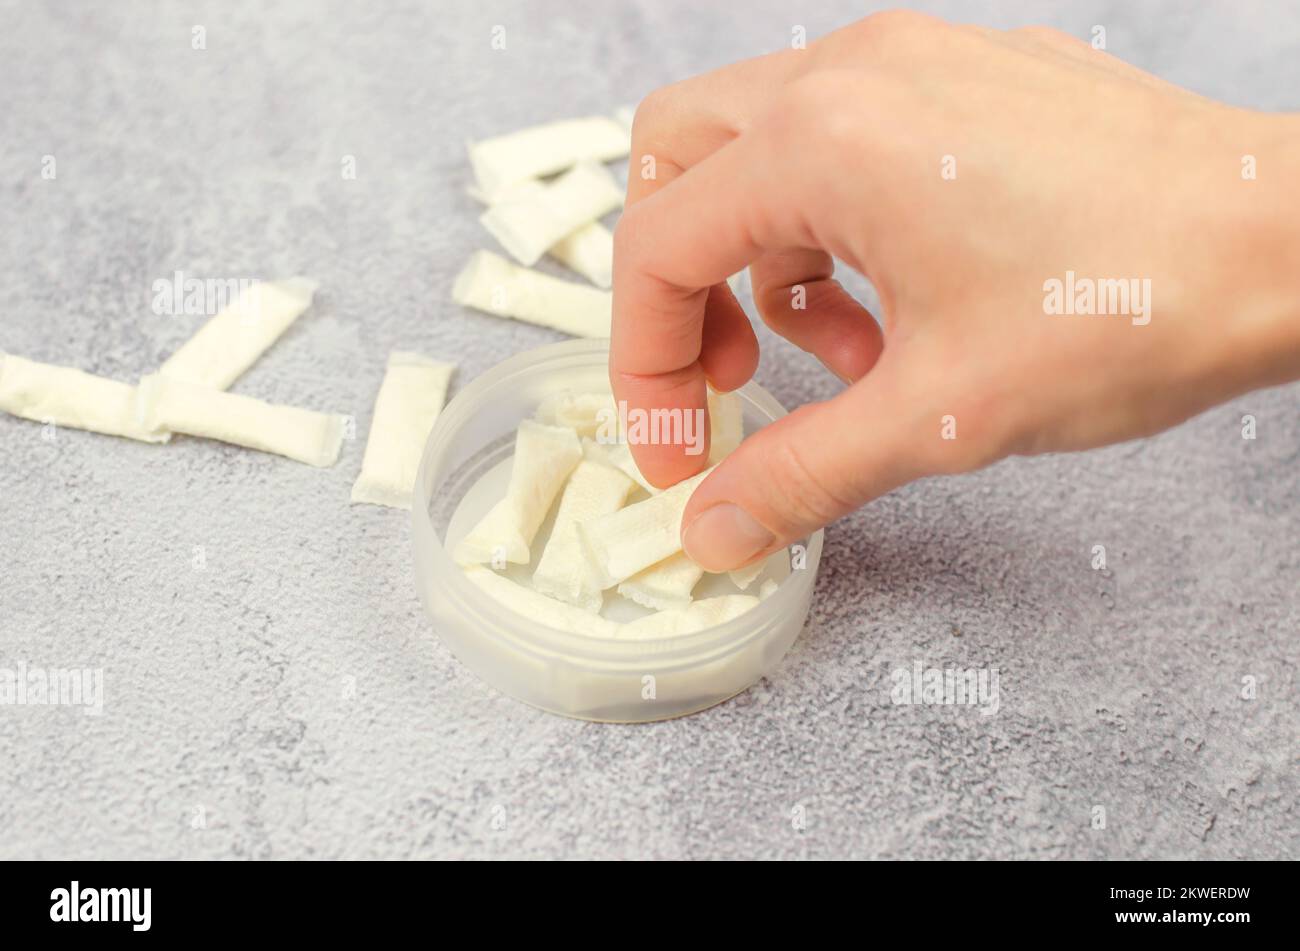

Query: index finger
<box><xmin>610</xmin><ymin>117</ymin><xmax>816</xmax><ymax>487</ymax></box>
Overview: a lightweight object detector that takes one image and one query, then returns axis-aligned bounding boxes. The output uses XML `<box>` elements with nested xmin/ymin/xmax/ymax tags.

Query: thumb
<box><xmin>681</xmin><ymin>368</ymin><xmax>935</xmax><ymax>572</ymax></box>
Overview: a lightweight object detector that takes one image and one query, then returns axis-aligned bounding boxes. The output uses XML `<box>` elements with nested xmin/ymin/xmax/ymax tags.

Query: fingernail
<box><xmin>683</xmin><ymin>503</ymin><xmax>775</xmax><ymax>572</ymax></box>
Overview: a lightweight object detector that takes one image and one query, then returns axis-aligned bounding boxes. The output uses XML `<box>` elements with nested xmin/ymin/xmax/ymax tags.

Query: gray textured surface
<box><xmin>0</xmin><ymin>0</ymin><xmax>1296</xmax><ymax>860</ymax></box>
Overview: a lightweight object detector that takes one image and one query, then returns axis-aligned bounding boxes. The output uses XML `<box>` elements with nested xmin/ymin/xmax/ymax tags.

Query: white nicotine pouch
<box><xmin>462</xmin><ymin>566</ymin><xmax>622</xmax><ymax>638</ymax></box>
<box><xmin>618</xmin><ymin>551</ymin><xmax>704</xmax><ymax>612</ymax></box>
<box><xmin>455</xmin><ymin>420</ymin><xmax>582</xmax><ymax>566</ymax></box>
<box><xmin>579</xmin><ymin>466</ymin><xmax>714</xmax><ymax>589</ymax></box>
<box><xmin>729</xmin><ymin>558</ymin><xmax>766</xmax><ymax>592</ymax></box>
<box><xmin>548</xmin><ymin>222</ymin><xmax>614</xmax><ymax>289</ymax></box>
<box><xmin>159</xmin><ymin>277</ymin><xmax>318</xmax><ymax>390</ymax></box>
<box><xmin>471</xmin><ymin>180</ymin><xmax>614</xmax><ymax>288</ymax></box>
<box><xmin>136</xmin><ymin>374</ymin><xmax>346</xmax><ymax>467</ymax></box>
<box><xmin>351</xmin><ymin>353</ymin><xmax>456</xmax><ymax>509</ymax></box>
<box><xmin>621</xmin><ymin>594</ymin><xmax>761</xmax><ymax>639</ymax></box>
<box><xmin>480</xmin><ymin>161</ymin><xmax>624</xmax><ymax>267</ymax></box>
<box><xmin>707</xmin><ymin>388</ymin><xmax>744</xmax><ymax>464</ymax></box>
<box><xmin>581</xmin><ymin>439</ymin><xmax>660</xmax><ymax>496</ymax></box>
<box><xmin>0</xmin><ymin>353</ymin><xmax>168</xmax><ymax>444</ymax></box>
<box><xmin>531</xmin><ymin>457</ymin><xmax>635</xmax><ymax>612</ymax></box>
<box><xmin>535</xmin><ymin>391</ymin><xmax>617</xmax><ymax>438</ymax></box>
<box><xmin>468</xmin><ymin>116</ymin><xmax>631</xmax><ymax>201</ymax></box>
<box><xmin>452</xmin><ymin>250</ymin><xmax>611</xmax><ymax>337</ymax></box>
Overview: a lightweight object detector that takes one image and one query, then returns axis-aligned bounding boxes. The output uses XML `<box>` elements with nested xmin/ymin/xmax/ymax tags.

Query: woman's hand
<box><xmin>609</xmin><ymin>10</ymin><xmax>1300</xmax><ymax>571</ymax></box>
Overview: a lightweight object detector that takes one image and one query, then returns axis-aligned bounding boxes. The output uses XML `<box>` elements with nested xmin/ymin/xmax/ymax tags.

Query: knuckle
<box><xmin>814</xmin><ymin>10</ymin><xmax>950</xmax><ymax>70</ymax></box>
<box><xmin>612</xmin><ymin>205</ymin><xmax>647</xmax><ymax>261</ymax></box>
<box><xmin>753</xmin><ymin>286</ymin><xmax>791</xmax><ymax>326</ymax></box>
<box><xmin>814</xmin><ymin>93</ymin><xmax>867</xmax><ymax>155</ymax></box>
<box><xmin>612</xmin><ymin>211</ymin><xmax>634</xmax><ymax>254</ymax></box>
<box><xmin>1015</xmin><ymin>25</ymin><xmax>1076</xmax><ymax>46</ymax></box>
<box><xmin>631</xmin><ymin>86</ymin><xmax>670</xmax><ymax>133</ymax></box>
<box><xmin>774</xmin><ymin>73</ymin><xmax>869</xmax><ymax>162</ymax></box>
<box><xmin>853</xmin><ymin>8</ymin><xmax>937</xmax><ymax>44</ymax></box>
<box><xmin>751</xmin><ymin>271</ymin><xmax>793</xmax><ymax>318</ymax></box>
<box><xmin>631</xmin><ymin>84</ymin><xmax>684</xmax><ymax>151</ymax></box>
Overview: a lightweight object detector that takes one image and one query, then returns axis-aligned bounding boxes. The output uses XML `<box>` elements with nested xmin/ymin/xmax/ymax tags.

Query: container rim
<box><xmin>411</xmin><ymin>337</ymin><xmax>823</xmax><ymax>670</ymax></box>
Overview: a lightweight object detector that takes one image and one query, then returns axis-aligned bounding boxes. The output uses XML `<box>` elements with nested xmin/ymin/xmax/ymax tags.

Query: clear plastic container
<box><xmin>411</xmin><ymin>338</ymin><xmax>823</xmax><ymax>722</ymax></box>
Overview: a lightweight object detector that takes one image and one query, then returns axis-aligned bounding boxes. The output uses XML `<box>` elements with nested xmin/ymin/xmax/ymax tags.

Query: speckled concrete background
<box><xmin>0</xmin><ymin>0</ymin><xmax>1295</xmax><ymax>859</ymax></box>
